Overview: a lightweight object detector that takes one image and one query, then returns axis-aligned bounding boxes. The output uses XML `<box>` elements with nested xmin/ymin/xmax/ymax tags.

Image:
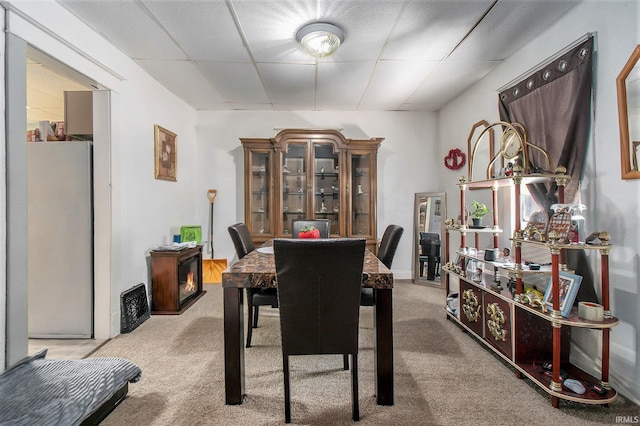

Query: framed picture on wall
<box><xmin>154</xmin><ymin>125</ymin><xmax>177</xmax><ymax>181</ymax></box>
<box><xmin>543</xmin><ymin>271</ymin><xmax>582</xmax><ymax>317</ymax></box>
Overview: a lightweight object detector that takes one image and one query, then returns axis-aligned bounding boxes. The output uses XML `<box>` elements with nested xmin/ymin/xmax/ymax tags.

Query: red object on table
<box><xmin>298</xmin><ymin>226</ymin><xmax>320</xmax><ymax>239</ymax></box>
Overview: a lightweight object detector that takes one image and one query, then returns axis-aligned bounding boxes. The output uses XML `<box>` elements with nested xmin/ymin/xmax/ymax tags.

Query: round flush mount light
<box><xmin>296</xmin><ymin>22</ymin><xmax>344</xmax><ymax>58</ymax></box>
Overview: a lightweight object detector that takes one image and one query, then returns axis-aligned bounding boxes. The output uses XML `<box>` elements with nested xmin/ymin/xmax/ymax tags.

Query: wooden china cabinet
<box><xmin>240</xmin><ymin>129</ymin><xmax>383</xmax><ymax>252</ymax></box>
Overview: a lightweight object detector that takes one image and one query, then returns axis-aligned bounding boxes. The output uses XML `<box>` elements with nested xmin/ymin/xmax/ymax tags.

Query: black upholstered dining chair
<box><xmin>227</xmin><ymin>223</ymin><xmax>279</xmax><ymax>348</ymax></box>
<box><xmin>274</xmin><ymin>238</ymin><xmax>366</xmax><ymax>423</ymax></box>
<box><xmin>291</xmin><ymin>219</ymin><xmax>330</xmax><ymax>238</ymax></box>
<box><xmin>360</xmin><ymin>224</ymin><xmax>403</xmax><ymax>306</ymax></box>
<box><xmin>419</xmin><ymin>232</ymin><xmax>441</xmax><ymax>279</ymax></box>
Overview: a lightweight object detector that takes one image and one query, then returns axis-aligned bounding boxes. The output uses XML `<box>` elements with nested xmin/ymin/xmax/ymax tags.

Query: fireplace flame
<box><xmin>185</xmin><ymin>272</ymin><xmax>195</xmax><ymax>292</ymax></box>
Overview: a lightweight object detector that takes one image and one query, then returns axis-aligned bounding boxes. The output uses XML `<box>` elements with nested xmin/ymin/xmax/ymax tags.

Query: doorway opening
<box><xmin>26</xmin><ymin>47</ymin><xmax>102</xmax><ymax>358</ymax></box>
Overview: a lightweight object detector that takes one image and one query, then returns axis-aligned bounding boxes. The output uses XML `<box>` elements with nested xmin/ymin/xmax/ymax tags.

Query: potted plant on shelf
<box><xmin>470</xmin><ymin>201</ymin><xmax>490</xmax><ymax>227</ymax></box>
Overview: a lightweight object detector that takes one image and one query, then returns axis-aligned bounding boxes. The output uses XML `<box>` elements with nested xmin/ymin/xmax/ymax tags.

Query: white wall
<box><xmin>2</xmin><ymin>0</ymin><xmax>199</xmax><ymax>357</ymax></box>
<box><xmin>195</xmin><ymin>111</ymin><xmax>439</xmax><ymax>278</ymax></box>
<box><xmin>439</xmin><ymin>0</ymin><xmax>640</xmax><ymax>404</ymax></box>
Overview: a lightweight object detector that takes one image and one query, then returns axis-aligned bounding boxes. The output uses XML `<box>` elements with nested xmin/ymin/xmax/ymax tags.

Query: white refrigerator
<box><xmin>27</xmin><ymin>141</ymin><xmax>93</xmax><ymax>338</ymax></box>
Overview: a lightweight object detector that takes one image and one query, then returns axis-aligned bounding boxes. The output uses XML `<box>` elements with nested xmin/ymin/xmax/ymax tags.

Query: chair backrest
<box><xmin>377</xmin><ymin>225</ymin><xmax>404</xmax><ymax>269</ymax></box>
<box><xmin>291</xmin><ymin>219</ymin><xmax>330</xmax><ymax>238</ymax></box>
<box><xmin>274</xmin><ymin>238</ymin><xmax>366</xmax><ymax>356</ymax></box>
<box><xmin>227</xmin><ymin>223</ymin><xmax>255</xmax><ymax>259</ymax></box>
<box><xmin>420</xmin><ymin>232</ymin><xmax>440</xmax><ymax>256</ymax></box>
<box><xmin>420</xmin><ymin>232</ymin><xmax>440</xmax><ymax>242</ymax></box>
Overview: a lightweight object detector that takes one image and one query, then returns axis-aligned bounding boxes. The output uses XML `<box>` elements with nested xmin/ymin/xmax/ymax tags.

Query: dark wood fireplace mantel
<box><xmin>150</xmin><ymin>245</ymin><xmax>205</xmax><ymax>314</ymax></box>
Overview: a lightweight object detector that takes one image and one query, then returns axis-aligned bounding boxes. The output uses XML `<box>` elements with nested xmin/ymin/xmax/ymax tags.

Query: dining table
<box><xmin>222</xmin><ymin>239</ymin><xmax>395</xmax><ymax>406</ymax></box>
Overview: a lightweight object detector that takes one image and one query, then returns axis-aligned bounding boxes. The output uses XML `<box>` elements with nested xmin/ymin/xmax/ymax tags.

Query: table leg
<box><xmin>374</xmin><ymin>288</ymin><xmax>394</xmax><ymax>405</ymax></box>
<box><xmin>224</xmin><ymin>287</ymin><xmax>245</xmax><ymax>405</ymax></box>
<box><xmin>427</xmin><ymin>256</ymin><xmax>436</xmax><ymax>280</ymax></box>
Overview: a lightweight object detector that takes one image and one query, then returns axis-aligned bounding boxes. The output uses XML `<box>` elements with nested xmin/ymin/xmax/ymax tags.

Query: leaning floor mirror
<box><xmin>413</xmin><ymin>192</ymin><xmax>446</xmax><ymax>286</ymax></box>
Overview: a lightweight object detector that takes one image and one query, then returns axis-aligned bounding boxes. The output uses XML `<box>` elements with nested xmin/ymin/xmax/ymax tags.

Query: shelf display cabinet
<box><xmin>443</xmin><ymin>122</ymin><xmax>618</xmax><ymax>408</ymax></box>
<box><xmin>241</xmin><ymin>129</ymin><xmax>383</xmax><ymax>252</ymax></box>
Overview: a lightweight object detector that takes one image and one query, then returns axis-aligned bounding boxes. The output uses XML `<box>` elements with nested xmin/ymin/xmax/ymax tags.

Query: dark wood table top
<box><xmin>222</xmin><ymin>240</ymin><xmax>393</xmax><ymax>290</ymax></box>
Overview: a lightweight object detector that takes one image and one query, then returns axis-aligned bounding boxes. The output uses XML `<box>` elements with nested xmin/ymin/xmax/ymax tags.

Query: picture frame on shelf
<box><xmin>543</xmin><ymin>271</ymin><xmax>582</xmax><ymax>317</ymax></box>
<box><xmin>154</xmin><ymin>125</ymin><xmax>177</xmax><ymax>181</ymax></box>
<box><xmin>546</xmin><ymin>207</ymin><xmax>572</xmax><ymax>243</ymax></box>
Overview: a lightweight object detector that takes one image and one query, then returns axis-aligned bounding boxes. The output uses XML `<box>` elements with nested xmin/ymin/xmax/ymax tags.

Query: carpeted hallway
<box><xmin>92</xmin><ymin>282</ymin><xmax>638</xmax><ymax>425</ymax></box>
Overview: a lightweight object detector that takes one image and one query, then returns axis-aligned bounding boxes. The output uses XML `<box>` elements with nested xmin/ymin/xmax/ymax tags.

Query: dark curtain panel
<box><xmin>498</xmin><ymin>37</ymin><xmax>594</xmax><ymax>208</ymax></box>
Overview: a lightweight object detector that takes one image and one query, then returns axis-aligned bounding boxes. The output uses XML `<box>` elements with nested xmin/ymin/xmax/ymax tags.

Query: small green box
<box><xmin>180</xmin><ymin>225</ymin><xmax>202</xmax><ymax>244</ymax></box>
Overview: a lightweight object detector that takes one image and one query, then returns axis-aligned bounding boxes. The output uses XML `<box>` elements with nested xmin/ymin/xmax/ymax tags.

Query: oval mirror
<box><xmin>413</xmin><ymin>192</ymin><xmax>446</xmax><ymax>286</ymax></box>
<box><xmin>617</xmin><ymin>44</ymin><xmax>640</xmax><ymax>179</ymax></box>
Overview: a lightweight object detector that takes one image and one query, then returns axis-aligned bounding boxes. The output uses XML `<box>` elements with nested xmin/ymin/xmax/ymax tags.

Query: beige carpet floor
<box><xmin>92</xmin><ymin>282</ymin><xmax>638</xmax><ymax>425</ymax></box>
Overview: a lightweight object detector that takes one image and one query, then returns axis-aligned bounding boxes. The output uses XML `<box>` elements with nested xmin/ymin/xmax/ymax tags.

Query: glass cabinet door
<box><xmin>248</xmin><ymin>151</ymin><xmax>271</xmax><ymax>235</ymax></box>
<box><xmin>313</xmin><ymin>143</ymin><xmax>340</xmax><ymax>236</ymax></box>
<box><xmin>351</xmin><ymin>152</ymin><xmax>374</xmax><ymax>238</ymax></box>
<box><xmin>281</xmin><ymin>143</ymin><xmax>307</xmax><ymax>236</ymax></box>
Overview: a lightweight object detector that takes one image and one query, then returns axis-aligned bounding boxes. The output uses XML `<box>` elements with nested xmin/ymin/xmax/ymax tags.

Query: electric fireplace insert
<box><xmin>150</xmin><ymin>245</ymin><xmax>205</xmax><ymax>314</ymax></box>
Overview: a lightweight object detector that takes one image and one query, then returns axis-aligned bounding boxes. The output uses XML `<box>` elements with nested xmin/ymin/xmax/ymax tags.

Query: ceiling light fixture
<box><xmin>296</xmin><ymin>22</ymin><xmax>344</xmax><ymax>58</ymax></box>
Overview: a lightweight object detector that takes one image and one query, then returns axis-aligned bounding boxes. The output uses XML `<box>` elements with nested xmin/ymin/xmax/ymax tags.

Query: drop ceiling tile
<box><xmin>58</xmin><ymin>0</ymin><xmax>583</xmax><ymax>113</ymax></box>
<box><xmin>135</xmin><ymin>60</ymin><xmax>225</xmax><ymax>104</ymax></box>
<box><xmin>197</xmin><ymin>61</ymin><xmax>269</xmax><ymax>104</ymax></box>
<box><xmin>231</xmin><ymin>0</ymin><xmax>317</xmax><ymax>62</ymax></box>
<box><xmin>59</xmin><ymin>0</ymin><xmax>187</xmax><ymax>60</ymax></box>
<box><xmin>406</xmin><ymin>60</ymin><xmax>500</xmax><ymax>110</ymax></box>
<box><xmin>313</xmin><ymin>103</ymin><xmax>358</xmax><ymax>111</ymax></box>
<box><xmin>315</xmin><ymin>0</ymin><xmax>404</xmax><ymax>62</ymax></box>
<box><xmin>233</xmin><ymin>0</ymin><xmax>402</xmax><ymax>63</ymax></box>
<box><xmin>143</xmin><ymin>1</ymin><xmax>250</xmax><ymax>61</ymax></box>
<box><xmin>190</xmin><ymin>100</ymin><xmax>234</xmax><ymax>110</ymax></box>
<box><xmin>272</xmin><ymin>103</ymin><xmax>312</xmax><ymax>111</ymax></box>
<box><xmin>316</xmin><ymin>61</ymin><xmax>375</xmax><ymax>107</ymax></box>
<box><xmin>448</xmin><ymin>0</ymin><xmax>579</xmax><ymax>61</ymax></box>
<box><xmin>227</xmin><ymin>103</ymin><xmax>276</xmax><ymax>111</ymax></box>
<box><xmin>359</xmin><ymin>60</ymin><xmax>439</xmax><ymax>110</ymax></box>
<box><xmin>257</xmin><ymin>63</ymin><xmax>315</xmax><ymax>106</ymax></box>
<box><xmin>396</xmin><ymin>101</ymin><xmax>440</xmax><ymax>112</ymax></box>
<box><xmin>382</xmin><ymin>0</ymin><xmax>494</xmax><ymax>60</ymax></box>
